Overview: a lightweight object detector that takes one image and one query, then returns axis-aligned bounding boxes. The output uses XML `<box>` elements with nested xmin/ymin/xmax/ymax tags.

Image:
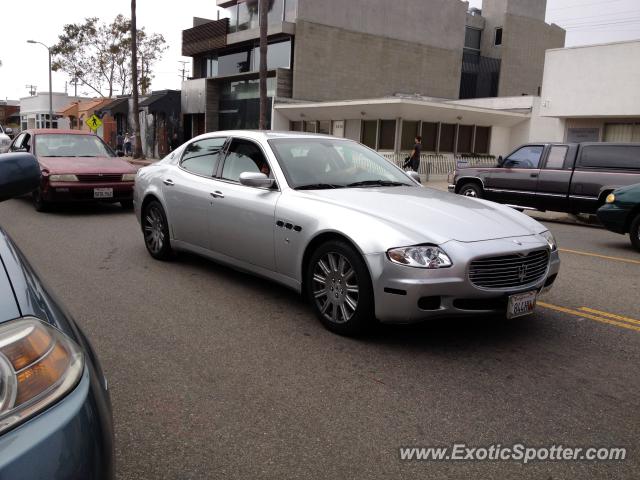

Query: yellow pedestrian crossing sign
<box><xmin>86</xmin><ymin>114</ymin><xmax>103</xmax><ymax>132</ymax></box>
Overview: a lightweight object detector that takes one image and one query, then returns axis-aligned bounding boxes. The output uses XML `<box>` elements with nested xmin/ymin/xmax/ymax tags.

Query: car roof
<box><xmin>192</xmin><ymin>130</ymin><xmax>344</xmax><ymax>142</ymax></box>
<box><xmin>27</xmin><ymin>129</ymin><xmax>96</xmax><ymax>135</ymax></box>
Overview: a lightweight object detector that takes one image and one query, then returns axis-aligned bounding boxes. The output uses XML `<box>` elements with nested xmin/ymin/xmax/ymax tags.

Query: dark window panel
<box><xmin>362</xmin><ymin>120</ymin><xmax>377</xmax><ymax>149</ymax></box>
<box><xmin>457</xmin><ymin>125</ymin><xmax>473</xmax><ymax>153</ymax></box>
<box><xmin>439</xmin><ymin>124</ymin><xmax>456</xmax><ymax>153</ymax></box>
<box><xmin>422</xmin><ymin>122</ymin><xmax>437</xmax><ymax>151</ymax></box>
<box><xmin>474</xmin><ymin>127</ymin><xmax>490</xmax><ymax>154</ymax></box>
<box><xmin>379</xmin><ymin>120</ymin><xmax>396</xmax><ymax>150</ymax></box>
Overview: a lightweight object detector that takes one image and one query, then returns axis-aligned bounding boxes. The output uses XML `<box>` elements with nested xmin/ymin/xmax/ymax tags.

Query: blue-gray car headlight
<box><xmin>540</xmin><ymin>231</ymin><xmax>557</xmax><ymax>251</ymax></box>
<box><xmin>387</xmin><ymin>245</ymin><xmax>453</xmax><ymax>268</ymax></box>
<box><xmin>0</xmin><ymin>317</ymin><xmax>84</xmax><ymax>434</ymax></box>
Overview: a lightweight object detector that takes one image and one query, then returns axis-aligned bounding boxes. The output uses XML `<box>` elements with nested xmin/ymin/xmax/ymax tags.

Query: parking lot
<box><xmin>0</xmin><ymin>197</ymin><xmax>638</xmax><ymax>479</ymax></box>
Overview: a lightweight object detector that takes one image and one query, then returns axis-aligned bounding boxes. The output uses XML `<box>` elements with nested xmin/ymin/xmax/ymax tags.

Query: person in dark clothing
<box><xmin>169</xmin><ymin>133</ymin><xmax>180</xmax><ymax>152</ymax></box>
<box><xmin>403</xmin><ymin>136</ymin><xmax>422</xmax><ymax>172</ymax></box>
<box><xmin>116</xmin><ymin>132</ymin><xmax>124</xmax><ymax>155</ymax></box>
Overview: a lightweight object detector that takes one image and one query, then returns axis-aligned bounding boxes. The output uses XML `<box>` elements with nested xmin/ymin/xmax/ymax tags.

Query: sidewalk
<box><xmin>423</xmin><ymin>176</ymin><xmax>601</xmax><ymax>228</ymax></box>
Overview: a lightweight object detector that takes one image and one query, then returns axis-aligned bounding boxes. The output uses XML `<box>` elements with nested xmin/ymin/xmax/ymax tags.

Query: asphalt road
<box><xmin>0</xmin><ymin>197</ymin><xmax>639</xmax><ymax>480</ymax></box>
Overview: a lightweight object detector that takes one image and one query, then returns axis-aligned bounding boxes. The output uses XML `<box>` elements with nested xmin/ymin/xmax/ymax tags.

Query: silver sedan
<box><xmin>134</xmin><ymin>131</ymin><xmax>560</xmax><ymax>335</ymax></box>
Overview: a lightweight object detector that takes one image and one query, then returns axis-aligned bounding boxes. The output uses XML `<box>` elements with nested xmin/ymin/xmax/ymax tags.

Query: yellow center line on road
<box><xmin>558</xmin><ymin>248</ymin><xmax>640</xmax><ymax>265</ymax></box>
<box><xmin>579</xmin><ymin>307</ymin><xmax>640</xmax><ymax>327</ymax></box>
<box><xmin>538</xmin><ymin>301</ymin><xmax>640</xmax><ymax>333</ymax></box>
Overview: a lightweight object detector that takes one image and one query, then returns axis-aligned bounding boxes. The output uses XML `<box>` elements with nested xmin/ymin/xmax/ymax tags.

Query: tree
<box><xmin>131</xmin><ymin>0</ymin><xmax>143</xmax><ymax>159</ymax></box>
<box><xmin>258</xmin><ymin>0</ymin><xmax>268</xmax><ymax>130</ymax></box>
<box><xmin>51</xmin><ymin>15</ymin><xmax>166</xmax><ymax>98</ymax></box>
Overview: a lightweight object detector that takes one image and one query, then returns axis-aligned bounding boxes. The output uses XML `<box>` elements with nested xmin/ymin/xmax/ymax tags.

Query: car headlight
<box><xmin>387</xmin><ymin>245</ymin><xmax>453</xmax><ymax>268</ymax></box>
<box><xmin>540</xmin><ymin>230</ymin><xmax>557</xmax><ymax>251</ymax></box>
<box><xmin>606</xmin><ymin>193</ymin><xmax>615</xmax><ymax>204</ymax></box>
<box><xmin>49</xmin><ymin>174</ymin><xmax>79</xmax><ymax>182</ymax></box>
<box><xmin>0</xmin><ymin>317</ymin><xmax>84</xmax><ymax>434</ymax></box>
<box><xmin>122</xmin><ymin>173</ymin><xmax>136</xmax><ymax>182</ymax></box>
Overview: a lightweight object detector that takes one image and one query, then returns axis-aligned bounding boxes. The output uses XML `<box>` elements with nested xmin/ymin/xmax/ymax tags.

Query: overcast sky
<box><xmin>1</xmin><ymin>0</ymin><xmax>639</xmax><ymax>101</ymax></box>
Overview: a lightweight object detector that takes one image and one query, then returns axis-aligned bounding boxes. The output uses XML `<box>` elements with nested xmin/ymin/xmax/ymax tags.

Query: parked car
<box><xmin>7</xmin><ymin>129</ymin><xmax>137</xmax><ymax>211</ymax></box>
<box><xmin>0</xmin><ymin>125</ymin><xmax>11</xmax><ymax>154</ymax></box>
<box><xmin>0</xmin><ymin>153</ymin><xmax>114</xmax><ymax>478</ymax></box>
<box><xmin>134</xmin><ymin>131</ymin><xmax>560</xmax><ymax>335</ymax></box>
<box><xmin>597</xmin><ymin>183</ymin><xmax>640</xmax><ymax>251</ymax></box>
<box><xmin>449</xmin><ymin>142</ymin><xmax>640</xmax><ymax>214</ymax></box>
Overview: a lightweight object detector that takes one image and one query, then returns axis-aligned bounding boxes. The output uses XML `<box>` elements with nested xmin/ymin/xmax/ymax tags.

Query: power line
<box><xmin>548</xmin><ymin>0</ymin><xmax>628</xmax><ymax>11</ymax></box>
<box><xmin>563</xmin><ymin>18</ymin><xmax>640</xmax><ymax>29</ymax></box>
<box><xmin>551</xmin><ymin>9</ymin><xmax>640</xmax><ymax>23</ymax></box>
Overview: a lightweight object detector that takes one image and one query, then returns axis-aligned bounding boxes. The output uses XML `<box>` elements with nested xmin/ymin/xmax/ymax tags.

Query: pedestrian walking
<box><xmin>169</xmin><ymin>133</ymin><xmax>180</xmax><ymax>152</ymax></box>
<box><xmin>116</xmin><ymin>131</ymin><xmax>124</xmax><ymax>156</ymax></box>
<box><xmin>403</xmin><ymin>135</ymin><xmax>422</xmax><ymax>172</ymax></box>
<box><xmin>124</xmin><ymin>132</ymin><xmax>132</xmax><ymax>156</ymax></box>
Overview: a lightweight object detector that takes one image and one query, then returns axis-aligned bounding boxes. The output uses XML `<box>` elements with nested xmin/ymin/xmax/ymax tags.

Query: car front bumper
<box><xmin>0</xmin><ymin>366</ymin><xmax>114</xmax><ymax>479</ymax></box>
<box><xmin>596</xmin><ymin>203</ymin><xmax>630</xmax><ymax>234</ymax></box>
<box><xmin>366</xmin><ymin>236</ymin><xmax>560</xmax><ymax>324</ymax></box>
<box><xmin>42</xmin><ymin>181</ymin><xmax>134</xmax><ymax>203</ymax></box>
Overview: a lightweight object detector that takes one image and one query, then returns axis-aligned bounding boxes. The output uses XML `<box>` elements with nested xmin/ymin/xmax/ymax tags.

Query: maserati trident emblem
<box><xmin>518</xmin><ymin>264</ymin><xmax>528</xmax><ymax>282</ymax></box>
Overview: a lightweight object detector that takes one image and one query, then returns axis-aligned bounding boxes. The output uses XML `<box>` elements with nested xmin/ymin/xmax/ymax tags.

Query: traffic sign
<box><xmin>86</xmin><ymin>114</ymin><xmax>103</xmax><ymax>132</ymax></box>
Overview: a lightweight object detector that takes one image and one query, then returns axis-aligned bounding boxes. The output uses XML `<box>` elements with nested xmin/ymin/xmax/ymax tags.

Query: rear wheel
<box><xmin>630</xmin><ymin>214</ymin><xmax>640</xmax><ymax>251</ymax></box>
<box><xmin>458</xmin><ymin>182</ymin><xmax>482</xmax><ymax>199</ymax></box>
<box><xmin>32</xmin><ymin>188</ymin><xmax>49</xmax><ymax>212</ymax></box>
<box><xmin>142</xmin><ymin>200</ymin><xmax>172</xmax><ymax>260</ymax></box>
<box><xmin>306</xmin><ymin>240</ymin><xmax>374</xmax><ymax>336</ymax></box>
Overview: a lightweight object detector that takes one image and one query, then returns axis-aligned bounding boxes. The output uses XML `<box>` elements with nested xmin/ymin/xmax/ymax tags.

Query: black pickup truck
<box><xmin>448</xmin><ymin>142</ymin><xmax>640</xmax><ymax>214</ymax></box>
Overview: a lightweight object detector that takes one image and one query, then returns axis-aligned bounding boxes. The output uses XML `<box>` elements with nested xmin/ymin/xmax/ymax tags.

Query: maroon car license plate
<box><xmin>94</xmin><ymin>188</ymin><xmax>113</xmax><ymax>199</ymax></box>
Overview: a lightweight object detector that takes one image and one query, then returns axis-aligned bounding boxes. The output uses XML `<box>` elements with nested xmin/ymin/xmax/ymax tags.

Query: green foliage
<box><xmin>51</xmin><ymin>15</ymin><xmax>167</xmax><ymax>98</ymax></box>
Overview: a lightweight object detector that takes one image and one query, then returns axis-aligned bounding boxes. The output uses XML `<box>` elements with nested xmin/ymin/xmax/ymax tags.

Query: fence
<box><xmin>379</xmin><ymin>152</ymin><xmax>497</xmax><ymax>179</ymax></box>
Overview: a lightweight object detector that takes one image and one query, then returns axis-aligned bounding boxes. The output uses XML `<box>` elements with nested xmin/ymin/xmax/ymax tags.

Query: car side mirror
<box><xmin>406</xmin><ymin>171</ymin><xmax>422</xmax><ymax>184</ymax></box>
<box><xmin>239</xmin><ymin>172</ymin><xmax>275</xmax><ymax>188</ymax></box>
<box><xmin>497</xmin><ymin>155</ymin><xmax>504</xmax><ymax>167</ymax></box>
<box><xmin>5</xmin><ymin>128</ymin><xmax>13</xmax><ymax>135</ymax></box>
<box><xmin>0</xmin><ymin>153</ymin><xmax>41</xmax><ymax>202</ymax></box>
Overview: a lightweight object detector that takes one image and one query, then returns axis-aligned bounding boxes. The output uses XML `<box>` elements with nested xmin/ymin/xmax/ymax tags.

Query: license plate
<box><xmin>94</xmin><ymin>188</ymin><xmax>113</xmax><ymax>199</ymax></box>
<box><xmin>507</xmin><ymin>290</ymin><xmax>537</xmax><ymax>319</ymax></box>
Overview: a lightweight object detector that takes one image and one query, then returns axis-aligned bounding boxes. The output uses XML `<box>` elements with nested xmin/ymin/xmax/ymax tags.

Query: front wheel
<box><xmin>306</xmin><ymin>240</ymin><xmax>374</xmax><ymax>336</ymax></box>
<box><xmin>458</xmin><ymin>182</ymin><xmax>483</xmax><ymax>199</ymax></box>
<box><xmin>630</xmin><ymin>214</ymin><xmax>640</xmax><ymax>251</ymax></box>
<box><xmin>32</xmin><ymin>188</ymin><xmax>49</xmax><ymax>212</ymax></box>
<box><xmin>142</xmin><ymin>200</ymin><xmax>173</xmax><ymax>260</ymax></box>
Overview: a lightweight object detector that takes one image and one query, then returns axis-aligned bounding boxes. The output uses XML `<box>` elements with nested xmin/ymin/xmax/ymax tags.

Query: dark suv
<box><xmin>449</xmin><ymin>143</ymin><xmax>640</xmax><ymax>214</ymax></box>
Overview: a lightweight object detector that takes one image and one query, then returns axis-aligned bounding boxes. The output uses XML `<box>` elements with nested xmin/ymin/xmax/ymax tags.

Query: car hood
<box><xmin>38</xmin><ymin>156</ymin><xmax>137</xmax><ymax>174</ymax></box>
<box><xmin>303</xmin><ymin>186</ymin><xmax>545</xmax><ymax>244</ymax></box>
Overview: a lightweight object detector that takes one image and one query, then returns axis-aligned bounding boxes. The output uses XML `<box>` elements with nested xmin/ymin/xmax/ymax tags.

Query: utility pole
<box><xmin>178</xmin><ymin>61</ymin><xmax>189</xmax><ymax>82</ymax></box>
<box><xmin>70</xmin><ymin>78</ymin><xmax>78</xmax><ymax>97</ymax></box>
<box><xmin>25</xmin><ymin>85</ymin><xmax>37</xmax><ymax>96</ymax></box>
<box><xmin>258</xmin><ymin>0</ymin><xmax>268</xmax><ymax>130</ymax></box>
<box><xmin>131</xmin><ymin>0</ymin><xmax>144</xmax><ymax>159</ymax></box>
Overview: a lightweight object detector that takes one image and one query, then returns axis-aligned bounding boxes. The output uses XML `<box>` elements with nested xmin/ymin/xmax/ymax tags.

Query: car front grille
<box><xmin>469</xmin><ymin>249</ymin><xmax>550</xmax><ymax>289</ymax></box>
<box><xmin>77</xmin><ymin>174</ymin><xmax>123</xmax><ymax>182</ymax></box>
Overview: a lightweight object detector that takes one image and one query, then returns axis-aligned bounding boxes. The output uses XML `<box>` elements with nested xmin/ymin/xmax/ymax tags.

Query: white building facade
<box><xmin>19</xmin><ymin>92</ymin><xmax>90</xmax><ymax>131</ymax></box>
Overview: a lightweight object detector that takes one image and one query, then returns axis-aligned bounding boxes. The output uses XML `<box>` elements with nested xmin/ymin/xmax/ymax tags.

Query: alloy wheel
<box><xmin>312</xmin><ymin>252</ymin><xmax>359</xmax><ymax>324</ymax></box>
<box><xmin>144</xmin><ymin>205</ymin><xmax>165</xmax><ymax>254</ymax></box>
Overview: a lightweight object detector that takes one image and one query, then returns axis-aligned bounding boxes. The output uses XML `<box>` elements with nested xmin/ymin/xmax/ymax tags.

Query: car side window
<box><xmin>10</xmin><ymin>133</ymin><xmax>26</xmax><ymax>151</ymax></box>
<box><xmin>221</xmin><ymin>139</ymin><xmax>272</xmax><ymax>183</ymax></box>
<box><xmin>180</xmin><ymin>137</ymin><xmax>227</xmax><ymax>177</ymax></box>
<box><xmin>504</xmin><ymin>146</ymin><xmax>544</xmax><ymax>169</ymax></box>
<box><xmin>545</xmin><ymin>146</ymin><xmax>568</xmax><ymax>170</ymax></box>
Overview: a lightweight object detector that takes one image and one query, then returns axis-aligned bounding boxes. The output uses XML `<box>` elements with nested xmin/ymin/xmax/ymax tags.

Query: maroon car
<box><xmin>8</xmin><ymin>129</ymin><xmax>137</xmax><ymax>211</ymax></box>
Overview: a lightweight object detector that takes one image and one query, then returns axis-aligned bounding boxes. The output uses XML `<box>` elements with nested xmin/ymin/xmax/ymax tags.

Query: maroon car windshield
<box><xmin>35</xmin><ymin>134</ymin><xmax>115</xmax><ymax>158</ymax></box>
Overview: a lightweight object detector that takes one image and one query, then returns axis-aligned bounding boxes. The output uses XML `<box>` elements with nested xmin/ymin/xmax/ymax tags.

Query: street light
<box><xmin>27</xmin><ymin>40</ymin><xmax>54</xmax><ymax>129</ymax></box>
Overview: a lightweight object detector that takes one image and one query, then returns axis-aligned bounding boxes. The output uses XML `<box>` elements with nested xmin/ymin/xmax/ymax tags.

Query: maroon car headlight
<box><xmin>0</xmin><ymin>317</ymin><xmax>84</xmax><ymax>434</ymax></box>
<box><xmin>49</xmin><ymin>174</ymin><xmax>79</xmax><ymax>182</ymax></box>
<box><xmin>122</xmin><ymin>173</ymin><xmax>136</xmax><ymax>182</ymax></box>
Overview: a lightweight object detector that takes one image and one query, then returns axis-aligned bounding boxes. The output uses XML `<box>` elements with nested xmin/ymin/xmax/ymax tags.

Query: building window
<box><xmin>304</xmin><ymin>121</ymin><xmax>317</xmax><ymax>133</ymax></box>
<box><xmin>318</xmin><ymin>120</ymin><xmax>331</xmax><ymax>135</ymax></box>
<box><xmin>401</xmin><ymin>121</ymin><xmax>419</xmax><ymax>151</ymax></box>
<box><xmin>378</xmin><ymin>120</ymin><xmax>396</xmax><ymax>150</ymax></box>
<box><xmin>266</xmin><ymin>0</ymin><xmax>284</xmax><ymax>25</ymax></box>
<box><xmin>206</xmin><ymin>57</ymin><xmax>219</xmax><ymax>77</ymax></box>
<box><xmin>290</xmin><ymin>121</ymin><xmax>303</xmax><ymax>131</ymax></box>
<box><xmin>218</xmin><ymin>50</ymin><xmax>252</xmax><ymax>76</ymax></box>
<box><xmin>252</xmin><ymin>39</ymin><xmax>292</xmax><ymax>70</ymax></box>
<box><xmin>457</xmin><ymin>125</ymin><xmax>473</xmax><ymax>153</ymax></box>
<box><xmin>439</xmin><ymin>124</ymin><xmax>456</xmax><ymax>153</ymax></box>
<box><xmin>361</xmin><ymin>120</ymin><xmax>377</xmax><ymax>149</ymax></box>
<box><xmin>464</xmin><ymin>27</ymin><xmax>481</xmax><ymax>53</ymax></box>
<box><xmin>475</xmin><ymin>127</ymin><xmax>490</xmax><ymax>154</ymax></box>
<box><xmin>238</xmin><ymin>0</ymin><xmax>260</xmax><ymax>31</ymax></box>
<box><xmin>422</xmin><ymin>122</ymin><xmax>437</xmax><ymax>151</ymax></box>
<box><xmin>604</xmin><ymin>123</ymin><xmax>640</xmax><ymax>142</ymax></box>
<box><xmin>227</xmin><ymin>3</ymin><xmax>239</xmax><ymax>33</ymax></box>
<box><xmin>494</xmin><ymin>27</ymin><xmax>503</xmax><ymax>46</ymax></box>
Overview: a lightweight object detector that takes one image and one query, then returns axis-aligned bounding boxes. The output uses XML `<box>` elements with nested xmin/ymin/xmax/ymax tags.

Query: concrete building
<box><xmin>19</xmin><ymin>92</ymin><xmax>91</xmax><ymax>131</ymax></box>
<box><xmin>180</xmin><ymin>0</ymin><xmax>564</xmax><ymax>138</ymax></box>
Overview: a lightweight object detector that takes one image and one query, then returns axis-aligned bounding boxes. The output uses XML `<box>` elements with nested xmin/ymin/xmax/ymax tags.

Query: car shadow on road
<box><xmin>14</xmin><ymin>196</ymin><xmax>133</xmax><ymax>216</ymax></box>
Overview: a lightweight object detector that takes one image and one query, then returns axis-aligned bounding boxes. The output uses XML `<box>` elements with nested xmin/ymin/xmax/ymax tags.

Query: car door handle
<box><xmin>530</xmin><ymin>173</ymin><xmax>539</xmax><ymax>178</ymax></box>
<box><xmin>210</xmin><ymin>191</ymin><xmax>224</xmax><ymax>199</ymax></box>
<box><xmin>163</xmin><ymin>179</ymin><xmax>175</xmax><ymax>186</ymax></box>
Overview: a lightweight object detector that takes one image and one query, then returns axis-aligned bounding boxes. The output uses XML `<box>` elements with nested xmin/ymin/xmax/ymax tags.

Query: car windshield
<box><xmin>35</xmin><ymin>133</ymin><xmax>115</xmax><ymax>158</ymax></box>
<box><xmin>268</xmin><ymin>138</ymin><xmax>414</xmax><ymax>189</ymax></box>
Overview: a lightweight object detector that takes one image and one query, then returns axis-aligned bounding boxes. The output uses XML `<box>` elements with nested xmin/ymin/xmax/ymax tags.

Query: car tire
<box><xmin>458</xmin><ymin>182</ymin><xmax>483</xmax><ymax>199</ymax></box>
<box><xmin>32</xmin><ymin>188</ymin><xmax>49</xmax><ymax>212</ymax></box>
<box><xmin>142</xmin><ymin>200</ymin><xmax>173</xmax><ymax>260</ymax></box>
<box><xmin>120</xmin><ymin>200</ymin><xmax>134</xmax><ymax>210</ymax></box>
<box><xmin>306</xmin><ymin>240</ymin><xmax>375</xmax><ymax>336</ymax></box>
<box><xmin>630</xmin><ymin>214</ymin><xmax>640</xmax><ymax>252</ymax></box>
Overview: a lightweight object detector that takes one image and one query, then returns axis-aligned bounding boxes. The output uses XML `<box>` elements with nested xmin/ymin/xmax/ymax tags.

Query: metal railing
<box><xmin>379</xmin><ymin>152</ymin><xmax>497</xmax><ymax>180</ymax></box>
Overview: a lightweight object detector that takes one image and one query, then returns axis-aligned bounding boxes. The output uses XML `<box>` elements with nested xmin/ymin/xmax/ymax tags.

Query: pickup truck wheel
<box><xmin>630</xmin><ymin>214</ymin><xmax>640</xmax><ymax>251</ymax></box>
<box><xmin>459</xmin><ymin>183</ymin><xmax>483</xmax><ymax>199</ymax></box>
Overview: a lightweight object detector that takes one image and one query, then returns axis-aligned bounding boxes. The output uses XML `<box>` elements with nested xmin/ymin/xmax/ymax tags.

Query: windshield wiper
<box><xmin>295</xmin><ymin>183</ymin><xmax>345</xmax><ymax>190</ymax></box>
<box><xmin>346</xmin><ymin>180</ymin><xmax>410</xmax><ymax>188</ymax></box>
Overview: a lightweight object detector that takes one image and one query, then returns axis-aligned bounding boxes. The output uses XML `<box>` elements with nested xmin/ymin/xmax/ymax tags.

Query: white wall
<box><xmin>540</xmin><ymin>41</ymin><xmax>640</xmax><ymax>118</ymax></box>
<box><xmin>20</xmin><ymin>93</ymin><xmax>90</xmax><ymax>115</ymax></box>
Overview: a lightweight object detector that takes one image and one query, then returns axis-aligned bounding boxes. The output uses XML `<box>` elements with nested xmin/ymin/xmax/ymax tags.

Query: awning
<box><xmin>98</xmin><ymin>97</ymin><xmax>129</xmax><ymax>116</ymax></box>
